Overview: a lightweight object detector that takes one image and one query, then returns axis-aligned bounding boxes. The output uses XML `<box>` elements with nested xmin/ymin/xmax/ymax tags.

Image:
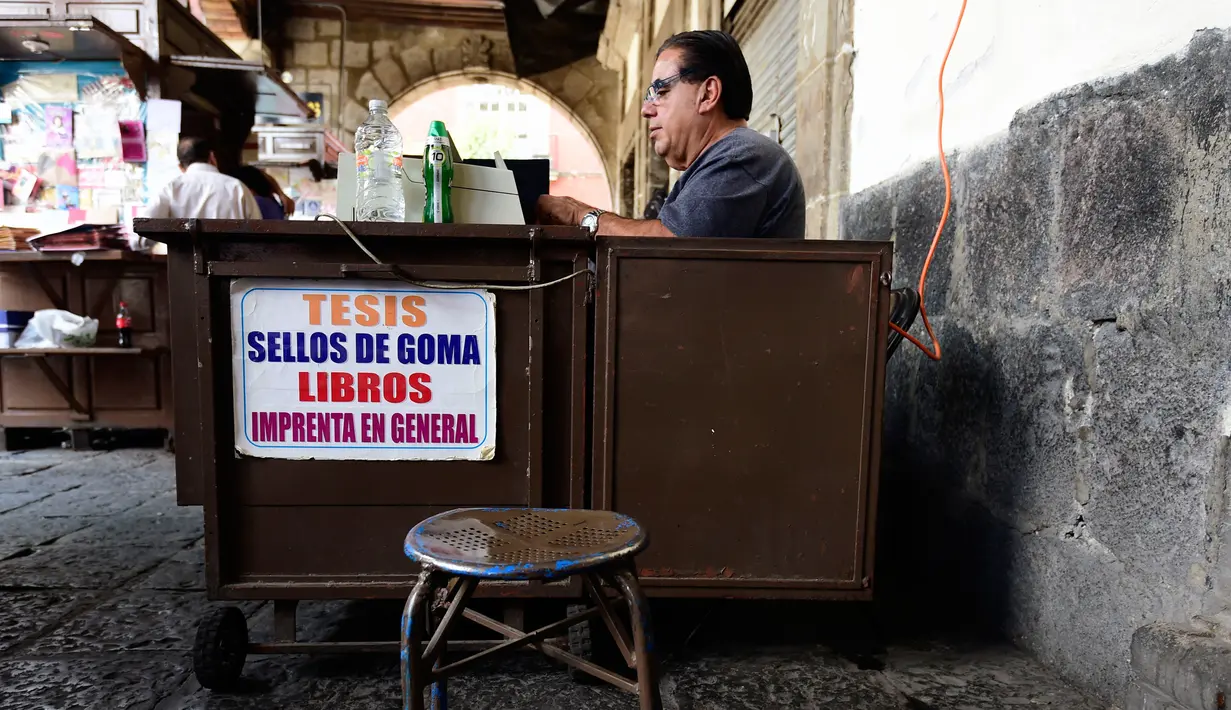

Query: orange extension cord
<box><xmin>890</xmin><ymin>0</ymin><xmax>968</xmax><ymax>362</ymax></box>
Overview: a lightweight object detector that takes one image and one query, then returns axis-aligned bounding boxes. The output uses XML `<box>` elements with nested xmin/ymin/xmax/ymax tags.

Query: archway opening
<box><xmin>393</xmin><ymin>82</ymin><xmax>612</xmax><ymax>211</ymax></box>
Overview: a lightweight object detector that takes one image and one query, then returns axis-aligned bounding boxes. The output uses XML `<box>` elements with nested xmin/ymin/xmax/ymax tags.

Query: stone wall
<box><xmin>1128</xmin><ymin>624</ymin><xmax>1231</xmax><ymax>710</ymax></box>
<box><xmin>796</xmin><ymin>0</ymin><xmax>852</xmax><ymax>239</ymax></box>
<box><xmin>278</xmin><ymin>17</ymin><xmax>618</xmax><ymax>169</ymax></box>
<box><xmin>840</xmin><ymin>28</ymin><xmax>1231</xmax><ymax>703</ymax></box>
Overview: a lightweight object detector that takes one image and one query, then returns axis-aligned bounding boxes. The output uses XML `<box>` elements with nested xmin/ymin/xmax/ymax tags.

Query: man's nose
<box><xmin>641</xmin><ymin>100</ymin><xmax>655</xmax><ymax>119</ymax></box>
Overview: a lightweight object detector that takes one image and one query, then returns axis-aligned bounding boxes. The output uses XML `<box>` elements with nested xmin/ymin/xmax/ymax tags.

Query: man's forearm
<box><xmin>597</xmin><ymin>213</ymin><xmax>674</xmax><ymax>237</ymax></box>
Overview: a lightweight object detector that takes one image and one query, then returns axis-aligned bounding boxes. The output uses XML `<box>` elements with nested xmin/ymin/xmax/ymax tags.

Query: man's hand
<box><xmin>536</xmin><ymin>195</ymin><xmax>592</xmax><ymax>227</ymax></box>
<box><xmin>536</xmin><ymin>193</ymin><xmax>675</xmax><ymax>237</ymax></box>
<box><xmin>261</xmin><ymin>169</ymin><xmax>296</xmax><ymax>217</ymax></box>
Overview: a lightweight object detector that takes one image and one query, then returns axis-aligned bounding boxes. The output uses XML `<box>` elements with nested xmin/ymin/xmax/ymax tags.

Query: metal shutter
<box><xmin>730</xmin><ymin>0</ymin><xmax>799</xmax><ymax>157</ymax></box>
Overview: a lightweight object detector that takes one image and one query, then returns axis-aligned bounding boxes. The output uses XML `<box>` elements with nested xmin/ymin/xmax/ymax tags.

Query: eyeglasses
<box><xmin>643</xmin><ymin>69</ymin><xmax>694</xmax><ymax>104</ymax></box>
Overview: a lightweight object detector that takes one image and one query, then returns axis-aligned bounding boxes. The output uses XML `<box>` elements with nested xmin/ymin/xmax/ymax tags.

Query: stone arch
<box><xmin>280</xmin><ymin>19</ymin><xmax>618</xmax><ymax>177</ymax></box>
<box><xmin>386</xmin><ymin>69</ymin><xmax>614</xmax><ymax>196</ymax></box>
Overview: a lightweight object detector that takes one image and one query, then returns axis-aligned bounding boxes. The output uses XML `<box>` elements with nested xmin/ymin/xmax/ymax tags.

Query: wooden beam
<box><xmin>22</xmin><ymin>263</ymin><xmax>67</xmax><ymax>312</ymax></box>
<box><xmin>31</xmin><ymin>358</ymin><xmax>89</xmax><ymax>416</ymax></box>
<box><xmin>347</xmin><ymin>12</ymin><xmax>503</xmax><ymax>29</ymax></box>
<box><xmin>287</xmin><ymin>1</ymin><xmax>505</xmax><ymax>28</ymax></box>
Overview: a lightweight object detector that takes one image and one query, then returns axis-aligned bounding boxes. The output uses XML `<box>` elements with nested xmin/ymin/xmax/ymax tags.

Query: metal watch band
<box><xmin>582</xmin><ymin>209</ymin><xmax>605</xmax><ymax>234</ymax></box>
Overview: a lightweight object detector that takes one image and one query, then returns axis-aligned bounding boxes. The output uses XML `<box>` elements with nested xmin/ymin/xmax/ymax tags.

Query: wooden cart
<box><xmin>136</xmin><ymin>217</ymin><xmax>892</xmax><ymax>689</ymax></box>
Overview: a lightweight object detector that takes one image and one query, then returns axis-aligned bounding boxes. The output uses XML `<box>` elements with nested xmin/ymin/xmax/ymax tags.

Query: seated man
<box><xmin>537</xmin><ymin>30</ymin><xmax>805</xmax><ymax>239</ymax></box>
<box><xmin>142</xmin><ymin>137</ymin><xmax>261</xmax><ymax>220</ymax></box>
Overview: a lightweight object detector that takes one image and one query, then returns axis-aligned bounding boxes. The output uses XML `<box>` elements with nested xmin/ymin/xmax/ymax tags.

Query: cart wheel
<box><xmin>193</xmin><ymin>606</ymin><xmax>248</xmax><ymax>691</ymax></box>
<box><xmin>566</xmin><ymin>603</ymin><xmax>598</xmax><ymax>684</ymax></box>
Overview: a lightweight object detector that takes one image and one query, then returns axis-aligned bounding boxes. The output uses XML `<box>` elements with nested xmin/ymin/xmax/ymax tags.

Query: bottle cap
<box><xmin>428</xmin><ymin>120</ymin><xmax>447</xmax><ymax>136</ymax></box>
<box><xmin>368</xmin><ymin>99</ymin><xmax>387</xmax><ymax>111</ymax></box>
<box><xmin>119</xmin><ymin>301</ymin><xmax>127</xmax><ymax>307</ymax></box>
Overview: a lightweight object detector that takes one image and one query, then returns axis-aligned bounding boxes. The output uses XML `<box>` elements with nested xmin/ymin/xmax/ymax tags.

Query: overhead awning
<box><xmin>168</xmin><ymin>55</ymin><xmax>313</xmax><ymax>121</ymax></box>
<box><xmin>0</xmin><ymin>16</ymin><xmax>154</xmax><ymax>97</ymax></box>
<box><xmin>502</xmin><ymin>0</ymin><xmax>609</xmax><ymax>76</ymax></box>
<box><xmin>166</xmin><ymin>55</ymin><xmax>342</xmax><ymax>168</ymax></box>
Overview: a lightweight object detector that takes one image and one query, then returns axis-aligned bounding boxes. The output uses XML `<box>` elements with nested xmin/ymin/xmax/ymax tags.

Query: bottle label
<box><xmin>116</xmin><ymin>315</ymin><xmax>131</xmax><ymax>329</ymax></box>
<box><xmin>424</xmin><ymin>137</ymin><xmax>451</xmax><ymax>224</ymax></box>
<box><xmin>357</xmin><ymin>149</ymin><xmax>403</xmax><ymax>182</ymax></box>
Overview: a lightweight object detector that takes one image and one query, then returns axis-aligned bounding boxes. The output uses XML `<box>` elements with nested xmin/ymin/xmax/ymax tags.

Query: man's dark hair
<box><xmin>228</xmin><ymin>165</ymin><xmax>276</xmax><ymax>198</ymax></box>
<box><xmin>177</xmin><ymin>137</ymin><xmax>213</xmax><ymax>169</ymax></box>
<box><xmin>656</xmin><ymin>30</ymin><xmax>752</xmax><ymax>121</ymax></box>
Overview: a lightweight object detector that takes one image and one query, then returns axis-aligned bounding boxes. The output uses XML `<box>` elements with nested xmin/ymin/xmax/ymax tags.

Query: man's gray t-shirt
<box><xmin>657</xmin><ymin>127</ymin><xmax>806</xmax><ymax>239</ymax></box>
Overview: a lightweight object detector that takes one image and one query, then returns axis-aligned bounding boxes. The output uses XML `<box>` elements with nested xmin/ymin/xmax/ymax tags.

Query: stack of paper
<box><xmin>0</xmin><ymin>226</ymin><xmax>38</xmax><ymax>251</ymax></box>
<box><xmin>26</xmin><ymin>223</ymin><xmax>127</xmax><ymax>252</ymax></box>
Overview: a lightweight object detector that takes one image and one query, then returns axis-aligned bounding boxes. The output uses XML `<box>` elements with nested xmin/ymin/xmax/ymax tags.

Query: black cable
<box><xmin>887</xmin><ymin>287</ymin><xmax>920</xmax><ymax>361</ymax></box>
<box><xmin>313</xmin><ymin>214</ymin><xmax>591</xmax><ymax>292</ymax></box>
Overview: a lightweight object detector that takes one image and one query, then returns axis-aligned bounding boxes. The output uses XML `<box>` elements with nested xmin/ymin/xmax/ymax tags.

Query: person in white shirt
<box><xmin>142</xmin><ymin>137</ymin><xmax>262</xmax><ymax>220</ymax></box>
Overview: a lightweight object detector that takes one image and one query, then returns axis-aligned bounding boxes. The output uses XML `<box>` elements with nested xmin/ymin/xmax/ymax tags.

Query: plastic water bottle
<box><xmin>423</xmin><ymin>120</ymin><xmax>454</xmax><ymax>224</ymax></box>
<box><xmin>354</xmin><ymin>99</ymin><xmax>405</xmax><ymax>222</ymax></box>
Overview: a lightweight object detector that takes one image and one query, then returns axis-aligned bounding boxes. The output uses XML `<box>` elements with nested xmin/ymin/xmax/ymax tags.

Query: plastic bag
<box><xmin>14</xmin><ymin>309</ymin><xmax>98</xmax><ymax>348</ymax></box>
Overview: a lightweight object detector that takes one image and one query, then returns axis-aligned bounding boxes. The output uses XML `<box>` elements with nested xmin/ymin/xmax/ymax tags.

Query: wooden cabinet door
<box><xmin>593</xmin><ymin>237</ymin><xmax>892</xmax><ymax>598</ymax></box>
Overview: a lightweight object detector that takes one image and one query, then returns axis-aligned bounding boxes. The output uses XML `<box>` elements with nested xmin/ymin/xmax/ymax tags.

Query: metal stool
<box><xmin>401</xmin><ymin>508</ymin><xmax>662</xmax><ymax>710</ymax></box>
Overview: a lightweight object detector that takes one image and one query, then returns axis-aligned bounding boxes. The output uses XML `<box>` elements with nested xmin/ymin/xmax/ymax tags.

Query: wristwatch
<box><xmin>580</xmin><ymin>209</ymin><xmax>605</xmax><ymax>236</ymax></box>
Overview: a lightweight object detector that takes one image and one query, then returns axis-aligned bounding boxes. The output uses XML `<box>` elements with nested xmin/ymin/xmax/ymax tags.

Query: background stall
<box><xmin>0</xmin><ymin>17</ymin><xmax>172</xmax><ymax>446</ymax></box>
<box><xmin>0</xmin><ymin>10</ymin><xmax>318</xmax><ymax>446</ymax></box>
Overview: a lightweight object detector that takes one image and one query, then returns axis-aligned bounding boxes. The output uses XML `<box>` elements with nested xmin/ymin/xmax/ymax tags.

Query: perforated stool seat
<box><xmin>405</xmin><ymin>508</ymin><xmax>647</xmax><ymax>580</ymax></box>
<box><xmin>399</xmin><ymin>508</ymin><xmax>662</xmax><ymax>710</ymax></box>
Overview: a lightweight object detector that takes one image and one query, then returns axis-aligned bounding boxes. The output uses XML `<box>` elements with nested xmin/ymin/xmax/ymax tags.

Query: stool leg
<box><xmin>402</xmin><ymin>568</ymin><xmax>434</xmax><ymax>710</ymax></box>
<box><xmin>430</xmin><ymin>603</ymin><xmax>447</xmax><ymax>710</ymax></box>
<box><xmin>614</xmin><ymin>567</ymin><xmax>663</xmax><ymax>710</ymax></box>
<box><xmin>430</xmin><ymin>657</ymin><xmax>447</xmax><ymax>710</ymax></box>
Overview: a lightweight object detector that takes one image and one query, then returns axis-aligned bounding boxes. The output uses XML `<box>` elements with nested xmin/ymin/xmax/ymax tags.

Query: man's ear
<box><xmin>697</xmin><ymin>76</ymin><xmax>723</xmax><ymax>114</ymax></box>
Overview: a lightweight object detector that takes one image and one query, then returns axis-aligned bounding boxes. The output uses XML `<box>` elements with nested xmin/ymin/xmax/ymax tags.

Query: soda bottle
<box><xmin>423</xmin><ymin>120</ymin><xmax>454</xmax><ymax>224</ymax></box>
<box><xmin>354</xmin><ymin>99</ymin><xmax>406</xmax><ymax>222</ymax></box>
<box><xmin>116</xmin><ymin>301</ymin><xmax>132</xmax><ymax>348</ymax></box>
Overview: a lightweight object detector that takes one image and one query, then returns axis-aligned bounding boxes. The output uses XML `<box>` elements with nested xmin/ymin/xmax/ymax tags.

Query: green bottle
<box><xmin>423</xmin><ymin>120</ymin><xmax>454</xmax><ymax>224</ymax></box>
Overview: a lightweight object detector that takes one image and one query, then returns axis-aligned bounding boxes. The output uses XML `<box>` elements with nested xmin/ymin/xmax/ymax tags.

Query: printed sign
<box><xmin>231</xmin><ymin>278</ymin><xmax>496</xmax><ymax>461</ymax></box>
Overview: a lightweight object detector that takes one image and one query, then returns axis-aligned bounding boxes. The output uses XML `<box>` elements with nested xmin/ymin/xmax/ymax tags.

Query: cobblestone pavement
<box><xmin>0</xmin><ymin>449</ymin><xmax>1109</xmax><ymax>710</ymax></box>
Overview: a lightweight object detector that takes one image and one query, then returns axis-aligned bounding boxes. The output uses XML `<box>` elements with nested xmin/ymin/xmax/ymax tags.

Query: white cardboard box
<box><xmin>336</xmin><ymin>152</ymin><xmax>524</xmax><ymax>225</ymax></box>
